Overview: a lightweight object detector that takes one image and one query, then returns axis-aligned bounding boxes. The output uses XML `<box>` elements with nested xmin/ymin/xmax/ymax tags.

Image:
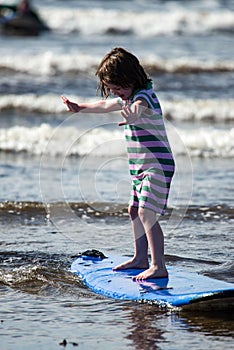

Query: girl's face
<box><xmin>105</xmin><ymin>83</ymin><xmax>133</xmax><ymax>100</ymax></box>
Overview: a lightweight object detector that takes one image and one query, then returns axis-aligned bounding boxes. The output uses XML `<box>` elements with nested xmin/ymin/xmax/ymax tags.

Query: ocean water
<box><xmin>0</xmin><ymin>0</ymin><xmax>234</xmax><ymax>349</ymax></box>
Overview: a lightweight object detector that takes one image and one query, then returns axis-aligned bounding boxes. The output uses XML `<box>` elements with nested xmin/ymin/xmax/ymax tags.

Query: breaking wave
<box><xmin>39</xmin><ymin>6</ymin><xmax>234</xmax><ymax>37</ymax></box>
<box><xmin>0</xmin><ymin>94</ymin><xmax>234</xmax><ymax>122</ymax></box>
<box><xmin>0</xmin><ymin>122</ymin><xmax>234</xmax><ymax>158</ymax></box>
<box><xmin>0</xmin><ymin>53</ymin><xmax>233</xmax><ymax>76</ymax></box>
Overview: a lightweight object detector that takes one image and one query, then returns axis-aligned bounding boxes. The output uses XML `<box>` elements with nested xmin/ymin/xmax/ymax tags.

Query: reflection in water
<box><xmin>136</xmin><ymin>278</ymin><xmax>170</xmax><ymax>295</ymax></box>
<box><xmin>124</xmin><ymin>304</ymin><xmax>166</xmax><ymax>350</ymax></box>
<box><xmin>123</xmin><ymin>303</ymin><xmax>234</xmax><ymax>349</ymax></box>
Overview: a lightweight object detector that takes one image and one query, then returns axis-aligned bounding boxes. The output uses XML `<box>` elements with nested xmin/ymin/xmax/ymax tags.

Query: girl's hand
<box><xmin>119</xmin><ymin>104</ymin><xmax>139</xmax><ymax>126</ymax></box>
<box><xmin>61</xmin><ymin>95</ymin><xmax>81</xmax><ymax>113</ymax></box>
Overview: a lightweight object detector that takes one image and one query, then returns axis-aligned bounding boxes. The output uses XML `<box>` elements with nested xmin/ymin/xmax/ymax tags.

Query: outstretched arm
<box><xmin>61</xmin><ymin>95</ymin><xmax>121</xmax><ymax>113</ymax></box>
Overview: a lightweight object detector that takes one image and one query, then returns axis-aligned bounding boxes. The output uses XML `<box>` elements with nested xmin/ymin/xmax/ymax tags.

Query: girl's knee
<box><xmin>138</xmin><ymin>207</ymin><xmax>159</xmax><ymax>226</ymax></box>
<box><xmin>138</xmin><ymin>207</ymin><xmax>148</xmax><ymax>223</ymax></box>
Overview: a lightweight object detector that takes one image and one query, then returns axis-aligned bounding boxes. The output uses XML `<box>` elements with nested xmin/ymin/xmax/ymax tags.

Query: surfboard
<box><xmin>71</xmin><ymin>251</ymin><xmax>234</xmax><ymax>310</ymax></box>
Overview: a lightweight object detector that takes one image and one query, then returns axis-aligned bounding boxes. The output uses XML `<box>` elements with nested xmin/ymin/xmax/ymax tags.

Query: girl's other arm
<box><xmin>61</xmin><ymin>95</ymin><xmax>121</xmax><ymax>113</ymax></box>
<box><xmin>118</xmin><ymin>98</ymin><xmax>148</xmax><ymax>126</ymax></box>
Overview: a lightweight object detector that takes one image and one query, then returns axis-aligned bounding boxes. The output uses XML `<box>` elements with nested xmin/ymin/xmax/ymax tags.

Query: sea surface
<box><xmin>0</xmin><ymin>0</ymin><xmax>234</xmax><ymax>349</ymax></box>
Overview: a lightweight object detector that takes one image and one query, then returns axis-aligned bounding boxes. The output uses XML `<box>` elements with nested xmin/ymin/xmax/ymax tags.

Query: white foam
<box><xmin>0</xmin><ymin>94</ymin><xmax>94</xmax><ymax>114</ymax></box>
<box><xmin>163</xmin><ymin>98</ymin><xmax>234</xmax><ymax>122</ymax></box>
<box><xmin>0</xmin><ymin>52</ymin><xmax>100</xmax><ymax>76</ymax></box>
<box><xmin>39</xmin><ymin>6</ymin><xmax>234</xmax><ymax>36</ymax></box>
<box><xmin>144</xmin><ymin>56</ymin><xmax>234</xmax><ymax>73</ymax></box>
<box><xmin>174</xmin><ymin>127</ymin><xmax>234</xmax><ymax>158</ymax></box>
<box><xmin>0</xmin><ymin>123</ymin><xmax>126</xmax><ymax>157</ymax></box>
<box><xmin>1</xmin><ymin>94</ymin><xmax>233</xmax><ymax>123</ymax></box>
<box><xmin>0</xmin><ymin>122</ymin><xmax>233</xmax><ymax>158</ymax></box>
<box><xmin>1</xmin><ymin>51</ymin><xmax>233</xmax><ymax>77</ymax></box>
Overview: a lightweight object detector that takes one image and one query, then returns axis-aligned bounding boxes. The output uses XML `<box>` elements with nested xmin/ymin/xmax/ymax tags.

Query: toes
<box><xmin>132</xmin><ymin>268</ymin><xmax>168</xmax><ymax>280</ymax></box>
<box><xmin>132</xmin><ymin>274</ymin><xmax>145</xmax><ymax>281</ymax></box>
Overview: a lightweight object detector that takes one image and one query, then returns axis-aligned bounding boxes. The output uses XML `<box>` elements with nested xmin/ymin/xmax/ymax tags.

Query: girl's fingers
<box><xmin>122</xmin><ymin>105</ymin><xmax>131</xmax><ymax>113</ymax></box>
<box><xmin>61</xmin><ymin>95</ymin><xmax>70</xmax><ymax>104</ymax></box>
<box><xmin>121</xmin><ymin>108</ymin><xmax>131</xmax><ymax>118</ymax></box>
<box><xmin>120</xmin><ymin>105</ymin><xmax>134</xmax><ymax>125</ymax></box>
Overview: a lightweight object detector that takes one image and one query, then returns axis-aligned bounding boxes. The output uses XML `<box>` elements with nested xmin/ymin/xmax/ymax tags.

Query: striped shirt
<box><xmin>119</xmin><ymin>82</ymin><xmax>175</xmax><ymax>214</ymax></box>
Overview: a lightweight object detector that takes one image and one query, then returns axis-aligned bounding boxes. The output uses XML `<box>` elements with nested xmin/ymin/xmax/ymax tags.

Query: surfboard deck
<box><xmin>71</xmin><ymin>253</ymin><xmax>234</xmax><ymax>309</ymax></box>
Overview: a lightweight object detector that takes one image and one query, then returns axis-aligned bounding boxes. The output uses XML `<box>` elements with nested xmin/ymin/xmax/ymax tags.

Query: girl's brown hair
<box><xmin>96</xmin><ymin>47</ymin><xmax>151</xmax><ymax>98</ymax></box>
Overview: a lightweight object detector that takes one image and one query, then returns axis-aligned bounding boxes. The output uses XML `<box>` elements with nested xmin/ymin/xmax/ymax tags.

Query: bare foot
<box><xmin>113</xmin><ymin>258</ymin><xmax>149</xmax><ymax>271</ymax></box>
<box><xmin>132</xmin><ymin>265</ymin><xmax>168</xmax><ymax>280</ymax></box>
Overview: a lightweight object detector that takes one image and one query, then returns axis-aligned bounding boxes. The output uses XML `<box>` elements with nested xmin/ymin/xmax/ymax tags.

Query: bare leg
<box><xmin>132</xmin><ymin>208</ymin><xmax>168</xmax><ymax>280</ymax></box>
<box><xmin>113</xmin><ymin>206</ymin><xmax>149</xmax><ymax>270</ymax></box>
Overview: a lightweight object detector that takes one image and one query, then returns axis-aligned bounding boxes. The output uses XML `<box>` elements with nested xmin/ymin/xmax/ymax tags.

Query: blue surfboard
<box><xmin>71</xmin><ymin>252</ymin><xmax>234</xmax><ymax>310</ymax></box>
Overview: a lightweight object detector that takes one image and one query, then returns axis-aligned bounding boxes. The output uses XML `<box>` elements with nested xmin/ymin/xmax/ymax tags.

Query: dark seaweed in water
<box><xmin>0</xmin><ymin>201</ymin><xmax>233</xmax><ymax>224</ymax></box>
<box><xmin>74</xmin><ymin>249</ymin><xmax>107</xmax><ymax>259</ymax></box>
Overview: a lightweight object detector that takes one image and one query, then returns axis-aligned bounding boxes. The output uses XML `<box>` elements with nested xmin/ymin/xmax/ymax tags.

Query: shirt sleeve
<box><xmin>116</xmin><ymin>97</ymin><xmax>123</xmax><ymax>107</ymax></box>
<box><xmin>116</xmin><ymin>97</ymin><xmax>130</xmax><ymax>107</ymax></box>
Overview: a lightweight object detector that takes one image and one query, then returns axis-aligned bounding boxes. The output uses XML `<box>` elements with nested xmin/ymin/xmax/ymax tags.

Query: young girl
<box><xmin>62</xmin><ymin>47</ymin><xmax>175</xmax><ymax>280</ymax></box>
